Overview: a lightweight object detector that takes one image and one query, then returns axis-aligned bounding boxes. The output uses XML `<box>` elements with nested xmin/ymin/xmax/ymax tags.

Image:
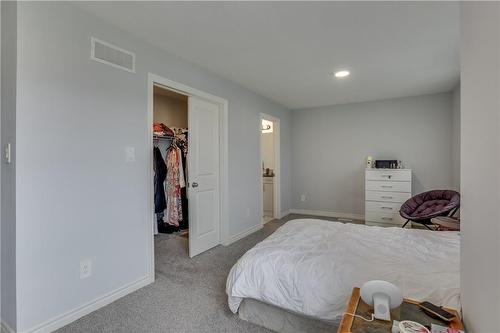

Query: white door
<box><xmin>188</xmin><ymin>96</ymin><xmax>220</xmax><ymax>257</ymax></box>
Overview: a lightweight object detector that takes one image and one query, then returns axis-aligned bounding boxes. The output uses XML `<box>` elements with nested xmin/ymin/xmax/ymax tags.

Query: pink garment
<box><xmin>164</xmin><ymin>145</ymin><xmax>185</xmax><ymax>226</ymax></box>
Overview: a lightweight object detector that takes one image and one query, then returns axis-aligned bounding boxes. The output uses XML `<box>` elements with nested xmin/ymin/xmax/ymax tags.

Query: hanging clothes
<box><xmin>164</xmin><ymin>143</ymin><xmax>185</xmax><ymax>226</ymax></box>
<box><xmin>153</xmin><ymin>146</ymin><xmax>167</xmax><ymax>214</ymax></box>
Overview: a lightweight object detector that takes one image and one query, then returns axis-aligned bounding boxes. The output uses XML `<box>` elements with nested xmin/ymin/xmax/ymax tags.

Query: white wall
<box><xmin>291</xmin><ymin>93</ymin><xmax>455</xmax><ymax>216</ymax></box>
<box><xmin>14</xmin><ymin>2</ymin><xmax>291</xmax><ymax>331</ymax></box>
<box><xmin>1</xmin><ymin>1</ymin><xmax>17</xmax><ymax>330</ymax></box>
<box><xmin>460</xmin><ymin>2</ymin><xmax>500</xmax><ymax>331</ymax></box>
<box><xmin>261</xmin><ymin>132</ymin><xmax>275</xmax><ymax>171</ymax></box>
<box><xmin>451</xmin><ymin>85</ymin><xmax>460</xmax><ymax>190</ymax></box>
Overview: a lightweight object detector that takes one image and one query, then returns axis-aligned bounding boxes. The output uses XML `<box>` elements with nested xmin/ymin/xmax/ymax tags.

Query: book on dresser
<box><xmin>365</xmin><ymin>169</ymin><xmax>412</xmax><ymax>227</ymax></box>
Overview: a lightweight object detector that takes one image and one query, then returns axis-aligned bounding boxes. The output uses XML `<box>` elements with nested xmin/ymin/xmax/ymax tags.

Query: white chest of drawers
<box><xmin>365</xmin><ymin>169</ymin><xmax>412</xmax><ymax>227</ymax></box>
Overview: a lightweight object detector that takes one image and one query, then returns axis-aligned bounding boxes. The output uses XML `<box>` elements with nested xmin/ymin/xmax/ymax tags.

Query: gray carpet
<box><xmin>56</xmin><ymin>214</ymin><xmax>362</xmax><ymax>333</ymax></box>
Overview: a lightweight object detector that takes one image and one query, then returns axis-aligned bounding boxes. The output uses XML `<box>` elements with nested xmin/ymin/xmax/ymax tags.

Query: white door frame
<box><xmin>147</xmin><ymin>73</ymin><xmax>229</xmax><ymax>281</ymax></box>
<box><xmin>259</xmin><ymin>113</ymin><xmax>281</xmax><ymax>223</ymax></box>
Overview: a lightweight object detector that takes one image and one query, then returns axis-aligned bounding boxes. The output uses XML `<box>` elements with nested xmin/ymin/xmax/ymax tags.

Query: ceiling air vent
<box><xmin>91</xmin><ymin>37</ymin><xmax>135</xmax><ymax>73</ymax></box>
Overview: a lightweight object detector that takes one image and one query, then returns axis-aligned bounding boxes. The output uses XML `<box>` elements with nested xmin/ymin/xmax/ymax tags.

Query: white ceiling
<box><xmin>78</xmin><ymin>2</ymin><xmax>460</xmax><ymax>109</ymax></box>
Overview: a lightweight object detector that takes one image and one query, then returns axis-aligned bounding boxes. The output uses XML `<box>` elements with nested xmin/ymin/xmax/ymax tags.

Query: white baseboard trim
<box><xmin>20</xmin><ymin>274</ymin><xmax>153</xmax><ymax>333</ymax></box>
<box><xmin>278</xmin><ymin>209</ymin><xmax>291</xmax><ymax>219</ymax></box>
<box><xmin>289</xmin><ymin>209</ymin><xmax>364</xmax><ymax>221</ymax></box>
<box><xmin>1</xmin><ymin>320</ymin><xmax>15</xmax><ymax>333</ymax></box>
<box><xmin>224</xmin><ymin>223</ymin><xmax>262</xmax><ymax>246</ymax></box>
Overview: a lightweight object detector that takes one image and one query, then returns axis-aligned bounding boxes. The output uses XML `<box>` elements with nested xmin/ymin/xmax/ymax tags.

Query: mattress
<box><xmin>238</xmin><ymin>298</ymin><xmax>338</xmax><ymax>333</ymax></box>
<box><xmin>226</xmin><ymin>219</ymin><xmax>460</xmax><ymax>322</ymax></box>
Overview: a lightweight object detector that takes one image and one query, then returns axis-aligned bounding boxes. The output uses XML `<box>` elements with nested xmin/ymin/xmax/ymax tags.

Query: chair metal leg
<box><xmin>401</xmin><ymin>219</ymin><xmax>410</xmax><ymax>228</ymax></box>
<box><xmin>449</xmin><ymin>207</ymin><xmax>459</xmax><ymax>217</ymax></box>
<box><xmin>423</xmin><ymin>223</ymin><xmax>434</xmax><ymax>230</ymax></box>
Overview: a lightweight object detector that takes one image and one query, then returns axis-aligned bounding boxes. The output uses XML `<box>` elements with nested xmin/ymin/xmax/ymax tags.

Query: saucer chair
<box><xmin>400</xmin><ymin>190</ymin><xmax>460</xmax><ymax>230</ymax></box>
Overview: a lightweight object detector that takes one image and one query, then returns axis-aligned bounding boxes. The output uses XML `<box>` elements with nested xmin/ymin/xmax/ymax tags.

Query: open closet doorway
<box><xmin>260</xmin><ymin>113</ymin><xmax>281</xmax><ymax>224</ymax></box>
<box><xmin>148</xmin><ymin>74</ymin><xmax>229</xmax><ymax>273</ymax></box>
<box><xmin>153</xmin><ymin>86</ymin><xmax>189</xmax><ymax>236</ymax></box>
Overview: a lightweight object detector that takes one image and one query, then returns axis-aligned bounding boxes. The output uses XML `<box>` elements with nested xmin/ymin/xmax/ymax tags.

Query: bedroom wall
<box><xmin>460</xmin><ymin>2</ymin><xmax>500</xmax><ymax>331</ymax></box>
<box><xmin>291</xmin><ymin>93</ymin><xmax>455</xmax><ymax>217</ymax></box>
<box><xmin>451</xmin><ymin>84</ymin><xmax>460</xmax><ymax>190</ymax></box>
<box><xmin>14</xmin><ymin>2</ymin><xmax>291</xmax><ymax>332</ymax></box>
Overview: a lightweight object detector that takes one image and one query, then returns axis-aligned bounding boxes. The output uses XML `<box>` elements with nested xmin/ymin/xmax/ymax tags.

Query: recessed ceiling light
<box><xmin>334</xmin><ymin>70</ymin><xmax>350</xmax><ymax>78</ymax></box>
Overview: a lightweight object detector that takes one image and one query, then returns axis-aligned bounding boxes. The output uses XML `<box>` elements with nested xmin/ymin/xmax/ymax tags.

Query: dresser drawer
<box><xmin>365</xmin><ymin>180</ymin><xmax>411</xmax><ymax>193</ymax></box>
<box><xmin>365</xmin><ymin>169</ymin><xmax>411</xmax><ymax>182</ymax></box>
<box><xmin>365</xmin><ymin>201</ymin><xmax>402</xmax><ymax>214</ymax></box>
<box><xmin>365</xmin><ymin>191</ymin><xmax>411</xmax><ymax>203</ymax></box>
<box><xmin>365</xmin><ymin>211</ymin><xmax>403</xmax><ymax>226</ymax></box>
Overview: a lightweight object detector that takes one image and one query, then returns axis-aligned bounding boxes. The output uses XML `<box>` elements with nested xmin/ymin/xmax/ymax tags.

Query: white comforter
<box><xmin>226</xmin><ymin>219</ymin><xmax>460</xmax><ymax>321</ymax></box>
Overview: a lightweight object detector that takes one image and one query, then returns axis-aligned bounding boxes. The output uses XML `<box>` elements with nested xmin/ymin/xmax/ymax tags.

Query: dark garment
<box><xmin>157</xmin><ymin>219</ymin><xmax>179</xmax><ymax>234</ymax></box>
<box><xmin>153</xmin><ymin>147</ymin><xmax>167</xmax><ymax>213</ymax></box>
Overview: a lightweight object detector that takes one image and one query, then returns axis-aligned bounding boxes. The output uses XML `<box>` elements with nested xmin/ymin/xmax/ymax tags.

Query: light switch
<box><xmin>125</xmin><ymin>147</ymin><xmax>136</xmax><ymax>162</ymax></box>
<box><xmin>4</xmin><ymin>143</ymin><xmax>11</xmax><ymax>164</ymax></box>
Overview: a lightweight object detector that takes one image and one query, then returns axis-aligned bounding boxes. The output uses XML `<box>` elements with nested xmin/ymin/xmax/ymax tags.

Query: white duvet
<box><xmin>226</xmin><ymin>219</ymin><xmax>460</xmax><ymax>321</ymax></box>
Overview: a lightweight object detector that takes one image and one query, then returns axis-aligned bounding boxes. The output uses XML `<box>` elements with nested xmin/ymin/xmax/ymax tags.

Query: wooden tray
<box><xmin>338</xmin><ymin>288</ymin><xmax>464</xmax><ymax>333</ymax></box>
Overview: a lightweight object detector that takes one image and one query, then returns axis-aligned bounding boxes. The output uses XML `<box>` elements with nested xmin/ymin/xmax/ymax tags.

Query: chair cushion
<box><xmin>413</xmin><ymin>199</ymin><xmax>450</xmax><ymax>217</ymax></box>
<box><xmin>400</xmin><ymin>190</ymin><xmax>460</xmax><ymax>221</ymax></box>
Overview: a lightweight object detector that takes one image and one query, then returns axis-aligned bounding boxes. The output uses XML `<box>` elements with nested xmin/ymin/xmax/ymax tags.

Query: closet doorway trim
<box><xmin>147</xmin><ymin>73</ymin><xmax>229</xmax><ymax>281</ymax></box>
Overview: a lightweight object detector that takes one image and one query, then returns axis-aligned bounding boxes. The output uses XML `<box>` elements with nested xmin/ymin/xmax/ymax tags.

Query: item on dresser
<box><xmin>366</xmin><ymin>156</ymin><xmax>373</xmax><ymax>169</ymax></box>
<box><xmin>375</xmin><ymin>160</ymin><xmax>398</xmax><ymax>169</ymax></box>
<box><xmin>365</xmin><ymin>169</ymin><xmax>412</xmax><ymax>227</ymax></box>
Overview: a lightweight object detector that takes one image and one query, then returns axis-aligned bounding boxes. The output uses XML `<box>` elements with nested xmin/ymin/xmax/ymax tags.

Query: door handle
<box><xmin>192</xmin><ymin>182</ymin><xmax>198</xmax><ymax>188</ymax></box>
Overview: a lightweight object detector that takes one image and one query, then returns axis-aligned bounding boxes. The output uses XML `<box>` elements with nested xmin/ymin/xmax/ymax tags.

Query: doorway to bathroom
<box><xmin>260</xmin><ymin>113</ymin><xmax>281</xmax><ymax>224</ymax></box>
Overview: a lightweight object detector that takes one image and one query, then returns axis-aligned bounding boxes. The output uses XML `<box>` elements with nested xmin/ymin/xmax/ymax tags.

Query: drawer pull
<box><xmin>381</xmin><ymin>207</ymin><xmax>393</xmax><ymax>210</ymax></box>
<box><xmin>381</xmin><ymin>175</ymin><xmax>392</xmax><ymax>179</ymax></box>
<box><xmin>381</xmin><ymin>217</ymin><xmax>393</xmax><ymax>221</ymax></box>
<box><xmin>381</xmin><ymin>185</ymin><xmax>393</xmax><ymax>188</ymax></box>
<box><xmin>381</xmin><ymin>196</ymin><xmax>393</xmax><ymax>199</ymax></box>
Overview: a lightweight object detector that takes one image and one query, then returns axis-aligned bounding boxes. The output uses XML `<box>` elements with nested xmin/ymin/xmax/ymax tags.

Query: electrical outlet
<box><xmin>80</xmin><ymin>259</ymin><xmax>92</xmax><ymax>279</ymax></box>
<box><xmin>300</xmin><ymin>194</ymin><xmax>306</xmax><ymax>202</ymax></box>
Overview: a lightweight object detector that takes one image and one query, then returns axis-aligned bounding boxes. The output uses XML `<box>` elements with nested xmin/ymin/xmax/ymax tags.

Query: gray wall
<box><xmin>460</xmin><ymin>2</ymin><xmax>500</xmax><ymax>331</ymax></box>
<box><xmin>1</xmin><ymin>1</ymin><xmax>17</xmax><ymax>330</ymax></box>
<box><xmin>451</xmin><ymin>85</ymin><xmax>460</xmax><ymax>190</ymax></box>
<box><xmin>291</xmin><ymin>93</ymin><xmax>455</xmax><ymax>216</ymax></box>
<box><xmin>15</xmin><ymin>3</ymin><xmax>291</xmax><ymax>331</ymax></box>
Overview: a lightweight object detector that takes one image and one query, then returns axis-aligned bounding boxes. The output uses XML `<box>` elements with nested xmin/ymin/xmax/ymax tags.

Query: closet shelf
<box><xmin>153</xmin><ymin>134</ymin><xmax>175</xmax><ymax>141</ymax></box>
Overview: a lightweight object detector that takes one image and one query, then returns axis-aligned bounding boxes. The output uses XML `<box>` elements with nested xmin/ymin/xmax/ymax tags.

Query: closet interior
<box><xmin>153</xmin><ymin>85</ymin><xmax>189</xmax><ymax>236</ymax></box>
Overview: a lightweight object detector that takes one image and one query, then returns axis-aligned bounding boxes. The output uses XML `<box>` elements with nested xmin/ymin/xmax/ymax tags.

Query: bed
<box><xmin>226</xmin><ymin>219</ymin><xmax>460</xmax><ymax>332</ymax></box>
